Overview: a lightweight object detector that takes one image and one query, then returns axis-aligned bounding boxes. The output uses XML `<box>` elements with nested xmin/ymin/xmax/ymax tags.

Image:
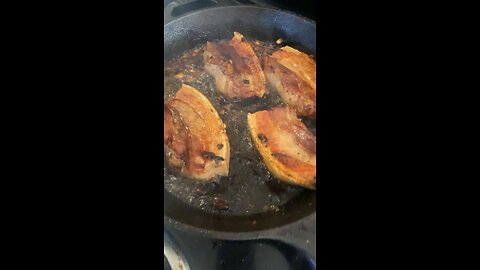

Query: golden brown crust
<box><xmin>264</xmin><ymin>46</ymin><xmax>316</xmax><ymax>118</ymax></box>
<box><xmin>164</xmin><ymin>84</ymin><xmax>230</xmax><ymax>181</ymax></box>
<box><xmin>247</xmin><ymin>107</ymin><xmax>316</xmax><ymax>189</ymax></box>
<box><xmin>164</xmin><ymin>104</ymin><xmax>190</xmax><ymax>172</ymax></box>
<box><xmin>273</xmin><ymin>46</ymin><xmax>316</xmax><ymax>90</ymax></box>
<box><xmin>204</xmin><ymin>32</ymin><xmax>266</xmax><ymax>99</ymax></box>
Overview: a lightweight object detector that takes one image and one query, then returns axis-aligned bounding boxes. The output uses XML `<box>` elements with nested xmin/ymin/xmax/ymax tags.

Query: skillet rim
<box><xmin>164</xmin><ymin>5</ymin><xmax>317</xmax><ymax>29</ymax></box>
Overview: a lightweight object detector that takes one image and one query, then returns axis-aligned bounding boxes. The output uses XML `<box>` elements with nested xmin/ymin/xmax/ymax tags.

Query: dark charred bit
<box><xmin>252</xmin><ymin>168</ymin><xmax>262</xmax><ymax>177</ymax></box>
<box><xmin>166</xmin><ymin>135</ymin><xmax>173</xmax><ymax>146</ymax></box>
<box><xmin>240</xmin><ymin>156</ymin><xmax>253</xmax><ymax>166</ymax></box>
<box><xmin>202</xmin><ymin>151</ymin><xmax>225</xmax><ymax>164</ymax></box>
<box><xmin>272</xmin><ymin>152</ymin><xmax>289</xmax><ymax>159</ymax></box>
<box><xmin>257</xmin><ymin>133</ymin><xmax>268</xmax><ymax>146</ymax></box>
<box><xmin>214</xmin><ymin>198</ymin><xmax>229</xmax><ymax>212</ymax></box>
<box><xmin>217</xmin><ymin>143</ymin><xmax>224</xmax><ymax>150</ymax></box>
<box><xmin>202</xmin><ymin>151</ymin><xmax>216</xmax><ymax>160</ymax></box>
<box><xmin>266</xmin><ymin>179</ymin><xmax>288</xmax><ymax>195</ymax></box>
<box><xmin>219</xmin><ymin>97</ymin><xmax>229</xmax><ymax>105</ymax></box>
<box><xmin>214</xmin><ymin>156</ymin><xmax>225</xmax><ymax>164</ymax></box>
<box><xmin>243</xmin><ymin>79</ymin><xmax>250</xmax><ymax>85</ymax></box>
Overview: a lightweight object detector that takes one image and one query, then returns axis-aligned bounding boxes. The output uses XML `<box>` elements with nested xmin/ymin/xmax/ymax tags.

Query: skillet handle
<box><xmin>164</xmin><ymin>0</ymin><xmax>240</xmax><ymax>25</ymax></box>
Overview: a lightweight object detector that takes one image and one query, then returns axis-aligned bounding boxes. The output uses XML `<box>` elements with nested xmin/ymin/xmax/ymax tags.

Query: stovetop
<box><xmin>164</xmin><ymin>224</ymin><xmax>315</xmax><ymax>270</ymax></box>
<box><xmin>163</xmin><ymin>1</ymin><xmax>317</xmax><ymax>269</ymax></box>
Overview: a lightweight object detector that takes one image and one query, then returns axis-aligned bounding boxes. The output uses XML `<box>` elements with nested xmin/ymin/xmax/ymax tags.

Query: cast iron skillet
<box><xmin>164</xmin><ymin>0</ymin><xmax>317</xmax><ymax>259</ymax></box>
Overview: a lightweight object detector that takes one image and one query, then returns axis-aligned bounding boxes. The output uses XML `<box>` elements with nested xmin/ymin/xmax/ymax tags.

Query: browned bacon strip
<box><xmin>164</xmin><ymin>84</ymin><xmax>230</xmax><ymax>181</ymax></box>
<box><xmin>247</xmin><ymin>107</ymin><xmax>316</xmax><ymax>189</ymax></box>
<box><xmin>264</xmin><ymin>46</ymin><xmax>316</xmax><ymax>118</ymax></box>
<box><xmin>204</xmin><ymin>32</ymin><xmax>266</xmax><ymax>99</ymax></box>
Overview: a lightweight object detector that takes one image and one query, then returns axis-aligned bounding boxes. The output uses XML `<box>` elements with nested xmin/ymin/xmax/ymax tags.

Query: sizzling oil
<box><xmin>164</xmin><ymin>40</ymin><xmax>315</xmax><ymax>216</ymax></box>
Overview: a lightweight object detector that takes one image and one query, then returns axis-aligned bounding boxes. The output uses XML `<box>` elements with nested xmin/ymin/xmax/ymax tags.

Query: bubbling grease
<box><xmin>164</xmin><ymin>40</ymin><xmax>315</xmax><ymax>215</ymax></box>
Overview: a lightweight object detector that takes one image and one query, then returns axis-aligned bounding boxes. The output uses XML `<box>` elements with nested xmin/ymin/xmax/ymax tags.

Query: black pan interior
<box><xmin>164</xmin><ymin>6</ymin><xmax>317</xmax><ymax>232</ymax></box>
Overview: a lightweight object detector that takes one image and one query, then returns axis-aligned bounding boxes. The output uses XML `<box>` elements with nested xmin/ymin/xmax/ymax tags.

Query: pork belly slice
<box><xmin>164</xmin><ymin>84</ymin><xmax>230</xmax><ymax>181</ymax></box>
<box><xmin>247</xmin><ymin>107</ymin><xmax>316</xmax><ymax>190</ymax></box>
<box><xmin>164</xmin><ymin>103</ymin><xmax>190</xmax><ymax>172</ymax></box>
<box><xmin>264</xmin><ymin>46</ymin><xmax>316</xmax><ymax>118</ymax></box>
<box><xmin>204</xmin><ymin>32</ymin><xmax>266</xmax><ymax>99</ymax></box>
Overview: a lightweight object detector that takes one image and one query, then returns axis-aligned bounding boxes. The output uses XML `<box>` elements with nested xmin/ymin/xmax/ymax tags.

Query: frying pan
<box><xmin>164</xmin><ymin>0</ymin><xmax>317</xmax><ymax>260</ymax></box>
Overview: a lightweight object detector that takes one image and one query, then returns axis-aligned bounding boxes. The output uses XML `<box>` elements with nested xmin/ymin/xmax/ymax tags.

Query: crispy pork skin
<box><xmin>204</xmin><ymin>32</ymin><xmax>266</xmax><ymax>99</ymax></box>
<box><xmin>247</xmin><ymin>107</ymin><xmax>316</xmax><ymax>189</ymax></box>
<box><xmin>164</xmin><ymin>84</ymin><xmax>230</xmax><ymax>181</ymax></box>
<box><xmin>264</xmin><ymin>46</ymin><xmax>316</xmax><ymax>118</ymax></box>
